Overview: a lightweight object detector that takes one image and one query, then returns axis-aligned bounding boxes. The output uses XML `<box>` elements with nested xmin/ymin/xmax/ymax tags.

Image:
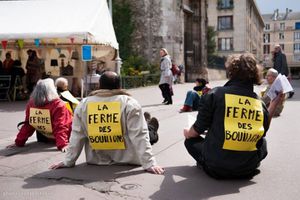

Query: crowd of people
<box><xmin>0</xmin><ymin>50</ymin><xmax>45</xmax><ymax>100</ymax></box>
<box><xmin>4</xmin><ymin>45</ymin><xmax>292</xmax><ymax>179</ymax></box>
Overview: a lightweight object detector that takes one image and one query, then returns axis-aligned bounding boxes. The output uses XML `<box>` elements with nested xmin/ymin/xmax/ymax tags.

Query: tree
<box><xmin>112</xmin><ymin>1</ymin><xmax>134</xmax><ymax>60</ymax></box>
<box><xmin>207</xmin><ymin>26</ymin><xmax>216</xmax><ymax>57</ymax></box>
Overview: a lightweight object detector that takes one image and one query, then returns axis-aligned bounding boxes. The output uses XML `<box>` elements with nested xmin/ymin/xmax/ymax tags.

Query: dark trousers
<box><xmin>184</xmin><ymin>137</ymin><xmax>268</xmax><ymax>179</ymax></box>
<box><xmin>159</xmin><ymin>83</ymin><xmax>172</xmax><ymax>104</ymax></box>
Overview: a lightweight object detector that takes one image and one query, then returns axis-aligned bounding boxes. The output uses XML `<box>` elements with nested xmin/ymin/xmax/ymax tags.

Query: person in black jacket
<box><xmin>184</xmin><ymin>53</ymin><xmax>284</xmax><ymax>179</ymax></box>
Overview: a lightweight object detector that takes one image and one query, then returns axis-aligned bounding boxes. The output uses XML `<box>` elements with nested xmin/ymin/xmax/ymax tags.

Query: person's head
<box><xmin>55</xmin><ymin>77</ymin><xmax>69</xmax><ymax>93</ymax></box>
<box><xmin>160</xmin><ymin>48</ymin><xmax>168</xmax><ymax>57</ymax></box>
<box><xmin>13</xmin><ymin>60</ymin><xmax>22</xmax><ymax>67</ymax></box>
<box><xmin>274</xmin><ymin>44</ymin><xmax>281</xmax><ymax>53</ymax></box>
<box><xmin>31</xmin><ymin>78</ymin><xmax>59</xmax><ymax>107</ymax></box>
<box><xmin>195</xmin><ymin>78</ymin><xmax>207</xmax><ymax>87</ymax></box>
<box><xmin>265</xmin><ymin>68</ymin><xmax>278</xmax><ymax>85</ymax></box>
<box><xmin>5</xmin><ymin>52</ymin><xmax>11</xmax><ymax>60</ymax></box>
<box><xmin>225</xmin><ymin>53</ymin><xmax>262</xmax><ymax>85</ymax></box>
<box><xmin>27</xmin><ymin>49</ymin><xmax>33</xmax><ymax>56</ymax></box>
<box><xmin>99</xmin><ymin>71</ymin><xmax>121</xmax><ymax>90</ymax></box>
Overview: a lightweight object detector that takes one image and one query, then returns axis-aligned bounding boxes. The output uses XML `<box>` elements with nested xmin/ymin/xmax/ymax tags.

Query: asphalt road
<box><xmin>0</xmin><ymin>79</ymin><xmax>299</xmax><ymax>200</ymax></box>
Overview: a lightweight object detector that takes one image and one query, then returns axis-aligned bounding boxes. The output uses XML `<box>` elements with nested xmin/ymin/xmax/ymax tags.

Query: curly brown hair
<box><xmin>225</xmin><ymin>53</ymin><xmax>262</xmax><ymax>85</ymax></box>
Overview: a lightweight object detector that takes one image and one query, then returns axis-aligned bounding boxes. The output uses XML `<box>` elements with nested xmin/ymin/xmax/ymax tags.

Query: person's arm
<box><xmin>126</xmin><ymin>99</ymin><xmax>164</xmax><ymax>174</ymax></box>
<box><xmin>51</xmin><ymin>103</ymin><xmax>72</xmax><ymax>151</ymax></box>
<box><xmin>50</xmin><ymin>102</ymin><xmax>86</xmax><ymax>169</ymax></box>
<box><xmin>184</xmin><ymin>126</ymin><xmax>200</xmax><ymax>139</ymax></box>
<box><xmin>267</xmin><ymin>92</ymin><xmax>285</xmax><ymax>125</ymax></box>
<box><xmin>12</xmin><ymin>101</ymin><xmax>36</xmax><ymax>147</ymax></box>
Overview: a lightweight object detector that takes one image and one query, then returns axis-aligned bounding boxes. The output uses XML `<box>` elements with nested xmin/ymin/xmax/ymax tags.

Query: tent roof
<box><xmin>0</xmin><ymin>0</ymin><xmax>118</xmax><ymax>49</ymax></box>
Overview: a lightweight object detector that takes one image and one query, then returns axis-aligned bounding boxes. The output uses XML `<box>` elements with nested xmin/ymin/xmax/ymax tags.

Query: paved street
<box><xmin>0</xmin><ymin>79</ymin><xmax>299</xmax><ymax>200</ymax></box>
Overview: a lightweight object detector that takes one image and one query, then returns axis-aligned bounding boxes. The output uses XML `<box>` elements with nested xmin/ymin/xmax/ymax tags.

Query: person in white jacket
<box><xmin>50</xmin><ymin>71</ymin><xmax>164</xmax><ymax>174</ymax></box>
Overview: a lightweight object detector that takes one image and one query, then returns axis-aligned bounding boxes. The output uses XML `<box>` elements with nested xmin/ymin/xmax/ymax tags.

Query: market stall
<box><xmin>0</xmin><ymin>0</ymin><xmax>118</xmax><ymax>98</ymax></box>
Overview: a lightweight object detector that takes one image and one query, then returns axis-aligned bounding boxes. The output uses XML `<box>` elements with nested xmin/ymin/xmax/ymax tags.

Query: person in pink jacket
<box><xmin>7</xmin><ymin>78</ymin><xmax>72</xmax><ymax>152</ymax></box>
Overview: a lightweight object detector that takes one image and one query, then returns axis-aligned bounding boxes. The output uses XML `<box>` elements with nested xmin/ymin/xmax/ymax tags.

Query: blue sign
<box><xmin>82</xmin><ymin>45</ymin><xmax>92</xmax><ymax>61</ymax></box>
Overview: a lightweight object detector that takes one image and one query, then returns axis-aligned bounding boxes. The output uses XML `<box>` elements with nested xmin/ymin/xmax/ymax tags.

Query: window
<box><xmin>294</xmin><ymin>43</ymin><xmax>300</xmax><ymax>53</ymax></box>
<box><xmin>265</xmin><ymin>24</ymin><xmax>270</xmax><ymax>30</ymax></box>
<box><xmin>263</xmin><ymin>45</ymin><xmax>270</xmax><ymax>54</ymax></box>
<box><xmin>218</xmin><ymin>38</ymin><xmax>233</xmax><ymax>51</ymax></box>
<box><xmin>294</xmin><ymin>32</ymin><xmax>300</xmax><ymax>40</ymax></box>
<box><xmin>217</xmin><ymin>0</ymin><xmax>234</xmax><ymax>9</ymax></box>
<box><xmin>294</xmin><ymin>55</ymin><xmax>300</xmax><ymax>62</ymax></box>
<box><xmin>280</xmin><ymin>23</ymin><xmax>285</xmax><ymax>31</ymax></box>
<box><xmin>279</xmin><ymin>33</ymin><xmax>284</xmax><ymax>40</ymax></box>
<box><xmin>295</xmin><ymin>22</ymin><xmax>300</xmax><ymax>30</ymax></box>
<box><xmin>263</xmin><ymin>33</ymin><xmax>270</xmax><ymax>43</ymax></box>
<box><xmin>280</xmin><ymin>44</ymin><xmax>285</xmax><ymax>51</ymax></box>
<box><xmin>218</xmin><ymin>16</ymin><xmax>233</xmax><ymax>30</ymax></box>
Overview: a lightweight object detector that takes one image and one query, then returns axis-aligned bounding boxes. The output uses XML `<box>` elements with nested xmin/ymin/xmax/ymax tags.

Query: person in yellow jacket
<box><xmin>55</xmin><ymin>77</ymin><xmax>79</xmax><ymax>114</ymax></box>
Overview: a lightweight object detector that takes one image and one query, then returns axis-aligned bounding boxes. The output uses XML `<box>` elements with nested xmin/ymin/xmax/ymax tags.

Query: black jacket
<box><xmin>193</xmin><ymin>79</ymin><xmax>269</xmax><ymax>177</ymax></box>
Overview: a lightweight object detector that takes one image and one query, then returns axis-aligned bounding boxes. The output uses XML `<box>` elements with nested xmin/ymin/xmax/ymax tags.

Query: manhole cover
<box><xmin>121</xmin><ymin>183</ymin><xmax>139</xmax><ymax>190</ymax></box>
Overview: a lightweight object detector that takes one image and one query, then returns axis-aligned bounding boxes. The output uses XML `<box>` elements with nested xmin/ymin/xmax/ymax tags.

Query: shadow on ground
<box><xmin>150</xmin><ymin>165</ymin><xmax>256</xmax><ymax>200</ymax></box>
<box><xmin>0</xmin><ymin>142</ymin><xmax>57</xmax><ymax>157</ymax></box>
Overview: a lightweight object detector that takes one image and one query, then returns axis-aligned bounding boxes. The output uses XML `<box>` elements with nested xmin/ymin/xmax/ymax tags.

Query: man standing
<box><xmin>50</xmin><ymin>71</ymin><xmax>164</xmax><ymax>174</ymax></box>
<box><xmin>273</xmin><ymin>44</ymin><xmax>294</xmax><ymax>98</ymax></box>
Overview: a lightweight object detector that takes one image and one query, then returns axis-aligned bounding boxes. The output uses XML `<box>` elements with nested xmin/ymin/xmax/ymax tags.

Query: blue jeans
<box><xmin>184</xmin><ymin>90</ymin><xmax>200</xmax><ymax>110</ymax></box>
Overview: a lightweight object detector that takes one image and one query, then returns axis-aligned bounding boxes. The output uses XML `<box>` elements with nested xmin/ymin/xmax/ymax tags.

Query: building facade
<box><xmin>207</xmin><ymin>0</ymin><xmax>264</xmax><ymax>61</ymax></box>
<box><xmin>262</xmin><ymin>9</ymin><xmax>300</xmax><ymax>76</ymax></box>
<box><xmin>123</xmin><ymin>0</ymin><xmax>208</xmax><ymax>81</ymax></box>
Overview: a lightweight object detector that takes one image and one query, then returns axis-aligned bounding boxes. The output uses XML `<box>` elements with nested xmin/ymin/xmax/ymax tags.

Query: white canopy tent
<box><xmin>0</xmin><ymin>0</ymin><xmax>119</xmax><ymax>98</ymax></box>
<box><xmin>0</xmin><ymin>0</ymin><xmax>118</xmax><ymax>49</ymax></box>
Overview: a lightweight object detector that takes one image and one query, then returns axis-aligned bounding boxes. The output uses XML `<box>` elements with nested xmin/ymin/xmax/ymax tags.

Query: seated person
<box><xmin>7</xmin><ymin>78</ymin><xmax>73</xmax><ymax>152</ymax></box>
<box><xmin>55</xmin><ymin>77</ymin><xmax>79</xmax><ymax>114</ymax></box>
<box><xmin>180</xmin><ymin>78</ymin><xmax>211</xmax><ymax>112</ymax></box>
<box><xmin>184</xmin><ymin>53</ymin><xmax>284</xmax><ymax>179</ymax></box>
<box><xmin>144</xmin><ymin>112</ymin><xmax>159</xmax><ymax>145</ymax></box>
<box><xmin>261</xmin><ymin>68</ymin><xmax>285</xmax><ymax>117</ymax></box>
<box><xmin>50</xmin><ymin>71</ymin><xmax>164</xmax><ymax>174</ymax></box>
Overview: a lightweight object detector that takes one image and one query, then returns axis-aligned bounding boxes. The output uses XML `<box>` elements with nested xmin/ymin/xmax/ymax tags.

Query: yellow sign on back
<box><xmin>223</xmin><ymin>94</ymin><xmax>264</xmax><ymax>151</ymax></box>
<box><xmin>29</xmin><ymin>108</ymin><xmax>53</xmax><ymax>138</ymax></box>
<box><xmin>87</xmin><ymin>101</ymin><xmax>125</xmax><ymax>150</ymax></box>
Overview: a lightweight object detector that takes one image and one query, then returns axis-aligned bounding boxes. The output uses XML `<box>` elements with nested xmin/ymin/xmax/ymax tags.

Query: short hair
<box><xmin>225</xmin><ymin>53</ymin><xmax>262</xmax><ymax>85</ymax></box>
<box><xmin>31</xmin><ymin>78</ymin><xmax>59</xmax><ymax>107</ymax></box>
<box><xmin>99</xmin><ymin>71</ymin><xmax>121</xmax><ymax>90</ymax></box>
<box><xmin>195</xmin><ymin>78</ymin><xmax>207</xmax><ymax>87</ymax></box>
<box><xmin>160</xmin><ymin>48</ymin><xmax>169</xmax><ymax>55</ymax></box>
<box><xmin>267</xmin><ymin>68</ymin><xmax>279</xmax><ymax>78</ymax></box>
<box><xmin>55</xmin><ymin>77</ymin><xmax>68</xmax><ymax>91</ymax></box>
<box><xmin>5</xmin><ymin>52</ymin><xmax>11</xmax><ymax>57</ymax></box>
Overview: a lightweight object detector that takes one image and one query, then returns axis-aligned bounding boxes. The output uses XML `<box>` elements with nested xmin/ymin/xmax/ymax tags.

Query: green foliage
<box><xmin>207</xmin><ymin>26</ymin><xmax>217</xmax><ymax>56</ymax></box>
<box><xmin>121</xmin><ymin>55</ymin><xmax>160</xmax><ymax>76</ymax></box>
<box><xmin>112</xmin><ymin>1</ymin><xmax>134</xmax><ymax>60</ymax></box>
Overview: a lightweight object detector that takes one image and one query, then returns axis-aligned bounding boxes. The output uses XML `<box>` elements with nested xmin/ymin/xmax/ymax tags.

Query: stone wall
<box><xmin>121</xmin><ymin>0</ymin><xmax>208</xmax><ymax>81</ymax></box>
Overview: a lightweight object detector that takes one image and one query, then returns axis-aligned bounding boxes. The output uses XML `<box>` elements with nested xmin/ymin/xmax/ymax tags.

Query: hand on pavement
<box><xmin>146</xmin><ymin>165</ymin><xmax>165</xmax><ymax>174</ymax></box>
<box><xmin>6</xmin><ymin>143</ymin><xmax>17</xmax><ymax>149</ymax></box>
<box><xmin>49</xmin><ymin>161</ymin><xmax>66</xmax><ymax>170</ymax></box>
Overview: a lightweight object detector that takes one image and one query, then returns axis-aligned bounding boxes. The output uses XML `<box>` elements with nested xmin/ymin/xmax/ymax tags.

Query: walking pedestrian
<box><xmin>158</xmin><ymin>48</ymin><xmax>173</xmax><ymax>105</ymax></box>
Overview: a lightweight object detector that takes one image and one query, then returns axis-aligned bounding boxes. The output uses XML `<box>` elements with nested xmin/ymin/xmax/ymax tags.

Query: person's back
<box><xmin>51</xmin><ymin>71</ymin><xmax>164</xmax><ymax>174</ymax></box>
<box><xmin>184</xmin><ymin>53</ymin><xmax>284</xmax><ymax>179</ymax></box>
<box><xmin>55</xmin><ymin>77</ymin><xmax>79</xmax><ymax>114</ymax></box>
<box><xmin>8</xmin><ymin>78</ymin><xmax>72</xmax><ymax>152</ymax></box>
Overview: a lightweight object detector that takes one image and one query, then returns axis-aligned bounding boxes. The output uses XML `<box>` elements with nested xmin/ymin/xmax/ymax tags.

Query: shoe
<box><xmin>179</xmin><ymin>105</ymin><xmax>192</xmax><ymax>113</ymax></box>
<box><xmin>162</xmin><ymin>99</ymin><xmax>168</xmax><ymax>104</ymax></box>
<box><xmin>288</xmin><ymin>91</ymin><xmax>294</xmax><ymax>99</ymax></box>
<box><xmin>144</xmin><ymin>112</ymin><xmax>151</xmax><ymax>122</ymax></box>
<box><xmin>149</xmin><ymin>117</ymin><xmax>159</xmax><ymax>131</ymax></box>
